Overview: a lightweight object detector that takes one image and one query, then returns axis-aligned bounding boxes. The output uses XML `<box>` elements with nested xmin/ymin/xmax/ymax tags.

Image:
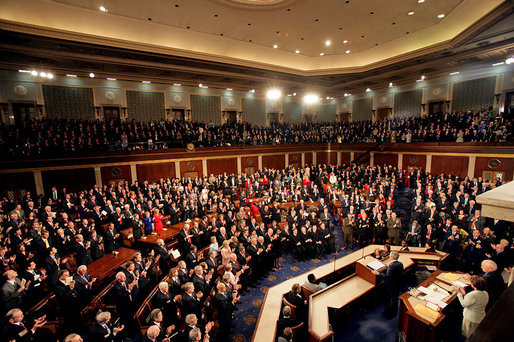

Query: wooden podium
<box><xmin>355</xmin><ymin>255</ymin><xmax>387</xmax><ymax>285</ymax></box>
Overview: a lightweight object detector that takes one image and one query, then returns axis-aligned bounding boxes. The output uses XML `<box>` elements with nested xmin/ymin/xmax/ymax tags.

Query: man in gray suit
<box><xmin>1</xmin><ymin>270</ymin><xmax>28</xmax><ymax>311</ymax></box>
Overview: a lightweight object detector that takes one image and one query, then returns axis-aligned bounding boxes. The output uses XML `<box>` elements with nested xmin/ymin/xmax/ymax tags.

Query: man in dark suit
<box><xmin>54</xmin><ymin>269</ymin><xmax>81</xmax><ymax>332</ymax></box>
<box><xmin>284</xmin><ymin>283</ymin><xmax>307</xmax><ymax>321</ymax></box>
<box><xmin>2</xmin><ymin>308</ymin><xmax>47</xmax><ymax>342</ymax></box>
<box><xmin>73</xmin><ymin>234</ymin><xmax>93</xmax><ymax>266</ymax></box>
<box><xmin>151</xmin><ymin>282</ymin><xmax>181</xmax><ymax>326</ymax></box>
<box><xmin>215</xmin><ymin>282</ymin><xmax>238</xmax><ymax>340</ymax></box>
<box><xmin>43</xmin><ymin>247</ymin><xmax>64</xmax><ymax>287</ymax></box>
<box><xmin>89</xmin><ymin>311</ymin><xmax>125</xmax><ymax>341</ymax></box>
<box><xmin>155</xmin><ymin>239</ymin><xmax>173</xmax><ymax>273</ymax></box>
<box><xmin>73</xmin><ymin>265</ymin><xmax>96</xmax><ymax>304</ymax></box>
<box><xmin>113</xmin><ymin>271</ymin><xmax>138</xmax><ymax>326</ymax></box>
<box><xmin>180</xmin><ymin>282</ymin><xmax>203</xmax><ymax>318</ymax></box>
<box><xmin>276</xmin><ymin>305</ymin><xmax>300</xmax><ymax>341</ymax></box>
<box><xmin>373</xmin><ymin>251</ymin><xmax>404</xmax><ymax>318</ymax></box>
<box><xmin>104</xmin><ymin>223</ymin><xmax>122</xmax><ymax>254</ymax></box>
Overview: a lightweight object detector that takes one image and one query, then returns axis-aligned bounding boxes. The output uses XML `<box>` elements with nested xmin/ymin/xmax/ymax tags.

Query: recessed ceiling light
<box><xmin>366</xmin><ymin>88</ymin><xmax>372</xmax><ymax>92</ymax></box>
<box><xmin>287</xmin><ymin>94</ymin><xmax>292</xmax><ymax>96</ymax></box>
<box><xmin>226</xmin><ymin>88</ymin><xmax>233</xmax><ymax>91</ymax></box>
<box><xmin>142</xmin><ymin>81</ymin><xmax>151</xmax><ymax>84</ymax></box>
<box><xmin>492</xmin><ymin>62</ymin><xmax>505</xmax><ymax>66</ymax></box>
<box><xmin>39</xmin><ymin>72</ymin><xmax>46</xmax><ymax>77</ymax></box>
<box><xmin>417</xmin><ymin>0</ymin><xmax>425</xmax><ymax>3</ymax></box>
<box><xmin>99</xmin><ymin>6</ymin><xmax>107</xmax><ymax>12</ymax></box>
<box><xmin>46</xmin><ymin>73</ymin><xmax>53</xmax><ymax>79</ymax></box>
<box><xmin>325</xmin><ymin>40</ymin><xmax>331</xmax><ymax>46</ymax></box>
<box><xmin>31</xmin><ymin>70</ymin><xmax>38</xmax><ymax>76</ymax></box>
<box><xmin>66</xmin><ymin>74</ymin><xmax>77</xmax><ymax>77</ymax></box>
<box><xmin>421</xmin><ymin>75</ymin><xmax>425</xmax><ymax>80</ymax></box>
<box><xmin>449</xmin><ymin>72</ymin><xmax>460</xmax><ymax>75</ymax></box>
<box><xmin>293</xmin><ymin>92</ymin><xmax>296</xmax><ymax>96</ymax></box>
<box><xmin>408</xmin><ymin>11</ymin><xmax>414</xmax><ymax>15</ymax></box>
<box><xmin>345</xmin><ymin>50</ymin><xmax>351</xmax><ymax>54</ymax></box>
<box><xmin>505</xmin><ymin>57</ymin><xmax>514</xmax><ymax>64</ymax></box>
<box><xmin>89</xmin><ymin>72</ymin><xmax>95</xmax><ymax>78</ymax></box>
<box><xmin>344</xmin><ymin>93</ymin><xmax>351</xmax><ymax>96</ymax></box>
<box><xmin>438</xmin><ymin>14</ymin><xmax>445</xmax><ymax>19</ymax></box>
<box><xmin>249</xmin><ymin>89</ymin><xmax>255</xmax><ymax>93</ymax></box>
<box><xmin>319</xmin><ymin>52</ymin><xmax>324</xmax><ymax>56</ymax></box>
<box><xmin>389</xmin><ymin>82</ymin><xmax>393</xmax><ymax>87</ymax></box>
<box><xmin>107</xmin><ymin>78</ymin><xmax>117</xmax><ymax>80</ymax></box>
<box><xmin>304</xmin><ymin>94</ymin><xmax>319</xmax><ymax>104</ymax></box>
<box><xmin>267</xmin><ymin>89</ymin><xmax>282</xmax><ymax>100</ymax></box>
<box><xmin>273</xmin><ymin>44</ymin><xmax>278</xmax><ymax>49</ymax></box>
<box><xmin>199</xmin><ymin>83</ymin><xmax>203</xmax><ymax>87</ymax></box>
<box><xmin>173</xmin><ymin>83</ymin><xmax>181</xmax><ymax>86</ymax></box>
<box><xmin>343</xmin><ymin>40</ymin><xmax>348</xmax><ymax>44</ymax></box>
<box><xmin>295</xmin><ymin>50</ymin><xmax>300</xmax><ymax>54</ymax></box>
<box><xmin>18</xmin><ymin>70</ymin><xmax>30</xmax><ymax>73</ymax></box>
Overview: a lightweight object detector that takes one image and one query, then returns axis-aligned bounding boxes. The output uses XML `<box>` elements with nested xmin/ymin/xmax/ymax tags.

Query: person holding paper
<box><xmin>454</xmin><ymin>276</ymin><xmax>488</xmax><ymax>339</ymax></box>
<box><xmin>372</xmin><ymin>251</ymin><xmax>404</xmax><ymax>318</ymax></box>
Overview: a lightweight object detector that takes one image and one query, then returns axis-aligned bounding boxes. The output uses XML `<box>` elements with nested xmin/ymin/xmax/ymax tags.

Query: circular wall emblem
<box><xmin>488</xmin><ymin>159</ymin><xmax>501</xmax><ymax>169</ymax></box>
<box><xmin>227</xmin><ymin>98</ymin><xmax>235</xmax><ymax>106</ymax></box>
<box><xmin>342</xmin><ymin>103</ymin><xmax>348</xmax><ymax>110</ymax></box>
<box><xmin>14</xmin><ymin>85</ymin><xmax>28</xmax><ymax>96</ymax></box>
<box><xmin>380</xmin><ymin>96</ymin><xmax>387</xmax><ymax>104</ymax></box>
<box><xmin>105</xmin><ymin>90</ymin><xmax>116</xmax><ymax>100</ymax></box>
<box><xmin>187</xmin><ymin>162</ymin><xmax>195</xmax><ymax>170</ymax></box>
<box><xmin>410</xmin><ymin>156</ymin><xmax>419</xmax><ymax>164</ymax></box>
<box><xmin>173</xmin><ymin>95</ymin><xmax>182</xmax><ymax>104</ymax></box>
<box><xmin>247</xmin><ymin>158</ymin><xmax>254</xmax><ymax>165</ymax></box>
<box><xmin>111</xmin><ymin>167</ymin><xmax>121</xmax><ymax>176</ymax></box>
<box><xmin>291</xmin><ymin>155</ymin><xmax>298</xmax><ymax>162</ymax></box>
<box><xmin>186</xmin><ymin>143</ymin><xmax>195</xmax><ymax>152</ymax></box>
<box><xmin>432</xmin><ymin>87</ymin><xmax>442</xmax><ymax>96</ymax></box>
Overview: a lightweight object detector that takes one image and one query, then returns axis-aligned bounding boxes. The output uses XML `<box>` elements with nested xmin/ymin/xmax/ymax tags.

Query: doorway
<box><xmin>171</xmin><ymin>108</ymin><xmax>185</xmax><ymax>120</ymax></box>
<box><xmin>268</xmin><ymin>113</ymin><xmax>279</xmax><ymax>124</ymax></box>
<box><xmin>376</xmin><ymin>107</ymin><xmax>389</xmax><ymax>121</ymax></box>
<box><xmin>303</xmin><ymin>114</ymin><xmax>314</xmax><ymax>123</ymax></box>
<box><xmin>339</xmin><ymin>113</ymin><xmax>350</xmax><ymax>122</ymax></box>
<box><xmin>225</xmin><ymin>111</ymin><xmax>237</xmax><ymax>124</ymax></box>
<box><xmin>11</xmin><ymin>102</ymin><xmax>36</xmax><ymax>125</ymax></box>
<box><xmin>428</xmin><ymin>101</ymin><xmax>445</xmax><ymax>115</ymax></box>
<box><xmin>103</xmin><ymin>106</ymin><xmax>120</xmax><ymax>120</ymax></box>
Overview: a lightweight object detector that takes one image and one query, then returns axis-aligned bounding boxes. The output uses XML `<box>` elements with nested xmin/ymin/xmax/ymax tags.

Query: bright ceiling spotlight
<box><xmin>31</xmin><ymin>70</ymin><xmax>38</xmax><ymax>76</ymax></box>
<box><xmin>107</xmin><ymin>78</ymin><xmax>117</xmax><ymax>80</ymax></box>
<box><xmin>39</xmin><ymin>72</ymin><xmax>47</xmax><ymax>77</ymax></box>
<box><xmin>295</xmin><ymin>50</ymin><xmax>300</xmax><ymax>54</ymax></box>
<box><xmin>319</xmin><ymin>52</ymin><xmax>324</xmax><ymax>56</ymax></box>
<box><xmin>66</xmin><ymin>74</ymin><xmax>77</xmax><ymax>77</ymax></box>
<box><xmin>273</xmin><ymin>44</ymin><xmax>278</xmax><ymax>49</ymax></box>
<box><xmin>365</xmin><ymin>88</ymin><xmax>372</xmax><ymax>92</ymax></box>
<box><xmin>46</xmin><ymin>73</ymin><xmax>54</xmax><ymax>79</ymax></box>
<box><xmin>99</xmin><ymin>6</ymin><xmax>107</xmax><ymax>12</ymax></box>
<box><xmin>142</xmin><ymin>81</ymin><xmax>151</xmax><ymax>84</ymax></box>
<box><xmin>89</xmin><ymin>72</ymin><xmax>95</xmax><ymax>78</ymax></box>
<box><xmin>343</xmin><ymin>40</ymin><xmax>348</xmax><ymax>44</ymax></box>
<box><xmin>266</xmin><ymin>89</ymin><xmax>282</xmax><ymax>100</ymax></box>
<box><xmin>449</xmin><ymin>72</ymin><xmax>460</xmax><ymax>75</ymax></box>
<box><xmin>304</xmin><ymin>94</ymin><xmax>319</xmax><ymax>104</ymax></box>
<box><xmin>325</xmin><ymin>40</ymin><xmax>331</xmax><ymax>46</ymax></box>
<box><xmin>437</xmin><ymin>14</ymin><xmax>445</xmax><ymax>19</ymax></box>
<box><xmin>506</xmin><ymin>57</ymin><xmax>514</xmax><ymax>65</ymax></box>
<box><xmin>345</xmin><ymin>50</ymin><xmax>351</xmax><ymax>54</ymax></box>
<box><xmin>249</xmin><ymin>89</ymin><xmax>255</xmax><ymax>93</ymax></box>
<box><xmin>389</xmin><ymin>82</ymin><xmax>393</xmax><ymax>87</ymax></box>
<box><xmin>408</xmin><ymin>12</ymin><xmax>414</xmax><ymax>16</ymax></box>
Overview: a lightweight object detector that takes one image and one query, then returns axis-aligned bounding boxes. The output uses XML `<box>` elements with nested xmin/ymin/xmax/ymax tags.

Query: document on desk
<box><xmin>367</xmin><ymin>260</ymin><xmax>386</xmax><ymax>271</ymax></box>
<box><xmin>418</xmin><ymin>285</ymin><xmax>449</xmax><ymax>308</ymax></box>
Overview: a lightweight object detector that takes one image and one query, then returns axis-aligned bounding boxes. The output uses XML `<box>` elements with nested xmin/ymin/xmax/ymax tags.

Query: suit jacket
<box><xmin>377</xmin><ymin>260</ymin><xmax>404</xmax><ymax>295</ymax></box>
<box><xmin>457</xmin><ymin>290</ymin><xmax>488</xmax><ymax>323</ymax></box>
<box><xmin>74</xmin><ymin>241</ymin><xmax>93</xmax><ymax>266</ymax></box>
<box><xmin>152</xmin><ymin>290</ymin><xmax>179</xmax><ymax>325</ymax></box>
<box><xmin>276</xmin><ymin>316</ymin><xmax>300</xmax><ymax>341</ymax></box>
<box><xmin>54</xmin><ymin>280</ymin><xmax>79</xmax><ymax>314</ymax></box>
<box><xmin>180</xmin><ymin>292</ymin><xmax>202</xmax><ymax>317</ymax></box>
<box><xmin>2</xmin><ymin>321</ymin><xmax>34</xmax><ymax>341</ymax></box>
<box><xmin>1</xmin><ymin>279</ymin><xmax>24</xmax><ymax>310</ymax></box>
<box><xmin>90</xmin><ymin>322</ymin><xmax>118</xmax><ymax>342</ymax></box>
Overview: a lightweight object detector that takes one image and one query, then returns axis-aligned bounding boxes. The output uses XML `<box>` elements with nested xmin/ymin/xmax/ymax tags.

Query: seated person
<box><xmin>303</xmin><ymin>273</ymin><xmax>325</xmax><ymax>293</ymax></box>
<box><xmin>276</xmin><ymin>306</ymin><xmax>300</xmax><ymax>341</ymax></box>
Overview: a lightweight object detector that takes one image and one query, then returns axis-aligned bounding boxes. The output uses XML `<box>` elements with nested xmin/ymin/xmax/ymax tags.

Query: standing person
<box><xmin>342</xmin><ymin>214</ymin><xmax>355</xmax><ymax>250</ymax></box>
<box><xmin>387</xmin><ymin>212</ymin><xmax>402</xmax><ymax>245</ymax></box>
<box><xmin>454</xmin><ymin>276</ymin><xmax>488</xmax><ymax>339</ymax></box>
<box><xmin>372</xmin><ymin>251</ymin><xmax>404</xmax><ymax>318</ymax></box>
<box><xmin>153</xmin><ymin>209</ymin><xmax>163</xmax><ymax>235</ymax></box>
<box><xmin>143</xmin><ymin>211</ymin><xmax>154</xmax><ymax>235</ymax></box>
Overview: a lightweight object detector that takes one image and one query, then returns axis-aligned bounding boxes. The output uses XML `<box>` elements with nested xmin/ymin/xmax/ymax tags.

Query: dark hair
<box><xmin>470</xmin><ymin>276</ymin><xmax>487</xmax><ymax>291</ymax></box>
<box><xmin>307</xmin><ymin>273</ymin><xmax>316</xmax><ymax>283</ymax></box>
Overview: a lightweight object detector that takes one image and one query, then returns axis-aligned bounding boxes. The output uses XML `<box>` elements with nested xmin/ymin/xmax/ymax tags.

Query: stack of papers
<box><xmin>414</xmin><ymin>304</ymin><xmax>439</xmax><ymax>319</ymax></box>
<box><xmin>441</xmin><ymin>273</ymin><xmax>461</xmax><ymax>282</ymax></box>
<box><xmin>418</xmin><ymin>285</ymin><xmax>449</xmax><ymax>309</ymax></box>
<box><xmin>367</xmin><ymin>260</ymin><xmax>386</xmax><ymax>271</ymax></box>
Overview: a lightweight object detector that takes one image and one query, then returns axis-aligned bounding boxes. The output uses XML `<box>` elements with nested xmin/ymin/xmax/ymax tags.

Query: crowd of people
<box><xmin>1</xmin><ymin>107</ymin><xmax>511</xmax><ymax>158</ymax></box>
<box><xmin>0</xmin><ymin>162</ymin><xmax>512</xmax><ymax>341</ymax></box>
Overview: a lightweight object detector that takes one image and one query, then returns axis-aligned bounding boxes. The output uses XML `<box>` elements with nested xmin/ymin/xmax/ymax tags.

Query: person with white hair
<box><xmin>73</xmin><ymin>264</ymin><xmax>96</xmax><ymax>304</ymax></box>
<box><xmin>479</xmin><ymin>259</ymin><xmax>506</xmax><ymax>311</ymax></box>
<box><xmin>90</xmin><ymin>311</ymin><xmax>124</xmax><ymax>341</ymax></box>
<box><xmin>152</xmin><ymin>281</ymin><xmax>181</xmax><ymax>326</ymax></box>
<box><xmin>372</xmin><ymin>251</ymin><xmax>404</xmax><ymax>318</ymax></box>
<box><xmin>155</xmin><ymin>239</ymin><xmax>173</xmax><ymax>273</ymax></box>
<box><xmin>1</xmin><ymin>270</ymin><xmax>26</xmax><ymax>311</ymax></box>
<box><xmin>113</xmin><ymin>271</ymin><xmax>138</xmax><ymax>325</ymax></box>
<box><xmin>143</xmin><ymin>325</ymin><xmax>161</xmax><ymax>342</ymax></box>
<box><xmin>3</xmin><ymin>308</ymin><xmax>46</xmax><ymax>341</ymax></box>
<box><xmin>64</xmin><ymin>333</ymin><xmax>83</xmax><ymax>342</ymax></box>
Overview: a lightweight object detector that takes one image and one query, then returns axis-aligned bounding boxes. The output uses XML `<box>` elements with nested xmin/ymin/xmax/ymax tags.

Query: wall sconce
<box><xmin>421</xmin><ymin>103</ymin><xmax>426</xmax><ymax>111</ymax></box>
<box><xmin>494</xmin><ymin>94</ymin><xmax>501</xmax><ymax>104</ymax></box>
<box><xmin>445</xmin><ymin>100</ymin><xmax>451</xmax><ymax>109</ymax></box>
<box><xmin>372</xmin><ymin>109</ymin><xmax>376</xmax><ymax>115</ymax></box>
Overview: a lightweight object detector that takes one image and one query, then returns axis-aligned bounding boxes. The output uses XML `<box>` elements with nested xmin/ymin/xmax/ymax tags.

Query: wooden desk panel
<box><xmin>309</xmin><ymin>275</ymin><xmax>374</xmax><ymax>340</ymax></box>
<box><xmin>138</xmin><ymin>227</ymin><xmax>181</xmax><ymax>245</ymax></box>
<box><xmin>88</xmin><ymin>247</ymin><xmax>138</xmax><ymax>280</ymax></box>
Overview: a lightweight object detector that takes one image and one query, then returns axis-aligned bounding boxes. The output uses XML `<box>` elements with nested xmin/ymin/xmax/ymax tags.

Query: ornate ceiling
<box><xmin>0</xmin><ymin>0</ymin><xmax>512</xmax><ymax>95</ymax></box>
